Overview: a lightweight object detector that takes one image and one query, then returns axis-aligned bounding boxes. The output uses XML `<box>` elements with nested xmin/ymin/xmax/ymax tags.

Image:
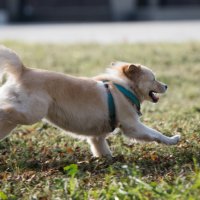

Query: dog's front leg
<box><xmin>122</xmin><ymin>121</ymin><xmax>180</xmax><ymax>145</ymax></box>
<box><xmin>87</xmin><ymin>137</ymin><xmax>112</xmax><ymax>157</ymax></box>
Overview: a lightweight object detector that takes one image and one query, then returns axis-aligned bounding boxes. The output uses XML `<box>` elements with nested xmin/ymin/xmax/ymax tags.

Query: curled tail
<box><xmin>0</xmin><ymin>45</ymin><xmax>24</xmax><ymax>80</ymax></box>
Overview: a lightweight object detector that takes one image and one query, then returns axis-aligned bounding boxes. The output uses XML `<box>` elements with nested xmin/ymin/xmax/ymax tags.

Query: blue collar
<box><xmin>103</xmin><ymin>81</ymin><xmax>141</xmax><ymax>131</ymax></box>
<box><xmin>114</xmin><ymin>83</ymin><xmax>141</xmax><ymax>114</ymax></box>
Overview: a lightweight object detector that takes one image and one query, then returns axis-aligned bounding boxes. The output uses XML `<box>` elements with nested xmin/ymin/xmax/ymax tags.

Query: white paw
<box><xmin>169</xmin><ymin>135</ymin><xmax>181</xmax><ymax>145</ymax></box>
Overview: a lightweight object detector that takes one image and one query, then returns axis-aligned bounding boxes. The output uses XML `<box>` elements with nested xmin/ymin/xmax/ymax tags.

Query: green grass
<box><xmin>0</xmin><ymin>41</ymin><xmax>200</xmax><ymax>200</ymax></box>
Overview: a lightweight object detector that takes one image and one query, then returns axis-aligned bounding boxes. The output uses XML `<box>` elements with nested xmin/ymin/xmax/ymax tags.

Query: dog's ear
<box><xmin>123</xmin><ymin>64</ymin><xmax>141</xmax><ymax>79</ymax></box>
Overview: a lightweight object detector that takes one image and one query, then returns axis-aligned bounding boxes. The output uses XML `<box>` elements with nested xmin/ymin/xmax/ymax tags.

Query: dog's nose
<box><xmin>165</xmin><ymin>85</ymin><xmax>168</xmax><ymax>90</ymax></box>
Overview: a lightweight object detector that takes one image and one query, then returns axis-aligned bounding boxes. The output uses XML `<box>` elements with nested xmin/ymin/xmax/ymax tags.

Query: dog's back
<box><xmin>0</xmin><ymin>46</ymin><xmax>111</xmax><ymax>139</ymax></box>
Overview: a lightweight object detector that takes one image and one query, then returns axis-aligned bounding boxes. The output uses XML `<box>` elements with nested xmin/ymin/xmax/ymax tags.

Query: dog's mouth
<box><xmin>149</xmin><ymin>91</ymin><xmax>159</xmax><ymax>103</ymax></box>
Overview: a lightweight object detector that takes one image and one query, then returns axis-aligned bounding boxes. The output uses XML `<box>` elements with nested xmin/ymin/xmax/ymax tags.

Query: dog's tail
<box><xmin>0</xmin><ymin>45</ymin><xmax>24</xmax><ymax>80</ymax></box>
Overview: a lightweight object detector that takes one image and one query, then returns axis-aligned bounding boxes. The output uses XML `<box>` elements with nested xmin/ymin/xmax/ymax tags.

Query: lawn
<box><xmin>0</xmin><ymin>42</ymin><xmax>200</xmax><ymax>200</ymax></box>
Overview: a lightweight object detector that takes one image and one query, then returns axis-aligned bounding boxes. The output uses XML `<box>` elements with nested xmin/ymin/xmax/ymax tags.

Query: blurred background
<box><xmin>1</xmin><ymin>0</ymin><xmax>200</xmax><ymax>43</ymax></box>
<box><xmin>1</xmin><ymin>0</ymin><xmax>200</xmax><ymax>23</ymax></box>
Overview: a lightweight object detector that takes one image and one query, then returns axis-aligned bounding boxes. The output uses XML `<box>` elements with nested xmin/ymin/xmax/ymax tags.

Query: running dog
<box><xmin>0</xmin><ymin>46</ymin><xmax>180</xmax><ymax>157</ymax></box>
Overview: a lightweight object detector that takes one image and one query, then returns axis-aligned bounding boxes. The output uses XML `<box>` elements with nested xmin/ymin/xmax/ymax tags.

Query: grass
<box><xmin>0</xmin><ymin>41</ymin><xmax>200</xmax><ymax>200</ymax></box>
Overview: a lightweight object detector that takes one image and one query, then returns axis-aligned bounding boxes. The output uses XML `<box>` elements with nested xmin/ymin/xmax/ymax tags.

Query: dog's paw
<box><xmin>169</xmin><ymin>135</ymin><xmax>181</xmax><ymax>145</ymax></box>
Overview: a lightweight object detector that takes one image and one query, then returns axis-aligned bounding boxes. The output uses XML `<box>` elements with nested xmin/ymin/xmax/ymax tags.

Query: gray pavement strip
<box><xmin>0</xmin><ymin>21</ymin><xmax>200</xmax><ymax>43</ymax></box>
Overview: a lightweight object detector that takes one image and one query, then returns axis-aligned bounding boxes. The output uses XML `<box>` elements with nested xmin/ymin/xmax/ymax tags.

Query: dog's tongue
<box><xmin>150</xmin><ymin>91</ymin><xmax>159</xmax><ymax>103</ymax></box>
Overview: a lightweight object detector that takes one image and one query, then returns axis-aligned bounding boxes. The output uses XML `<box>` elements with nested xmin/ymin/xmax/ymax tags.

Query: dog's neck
<box><xmin>94</xmin><ymin>73</ymin><xmax>143</xmax><ymax>104</ymax></box>
<box><xmin>129</xmin><ymin>84</ymin><xmax>144</xmax><ymax>104</ymax></box>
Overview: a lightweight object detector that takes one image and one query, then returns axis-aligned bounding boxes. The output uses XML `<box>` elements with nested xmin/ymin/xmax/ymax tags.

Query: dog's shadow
<box><xmin>0</xmin><ymin>139</ymin><xmax>199</xmax><ymax>180</ymax></box>
<box><xmin>20</xmin><ymin>146</ymin><xmax>200</xmax><ymax>179</ymax></box>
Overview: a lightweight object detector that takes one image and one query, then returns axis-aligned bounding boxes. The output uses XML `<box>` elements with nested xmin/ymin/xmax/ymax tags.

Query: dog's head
<box><xmin>118</xmin><ymin>63</ymin><xmax>167</xmax><ymax>103</ymax></box>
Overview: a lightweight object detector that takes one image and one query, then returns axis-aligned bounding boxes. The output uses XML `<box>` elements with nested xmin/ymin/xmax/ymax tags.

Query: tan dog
<box><xmin>0</xmin><ymin>46</ymin><xmax>180</xmax><ymax>157</ymax></box>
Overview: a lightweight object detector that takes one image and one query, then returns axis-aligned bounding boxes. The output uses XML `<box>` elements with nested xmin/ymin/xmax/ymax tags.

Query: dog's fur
<box><xmin>0</xmin><ymin>46</ymin><xmax>180</xmax><ymax>157</ymax></box>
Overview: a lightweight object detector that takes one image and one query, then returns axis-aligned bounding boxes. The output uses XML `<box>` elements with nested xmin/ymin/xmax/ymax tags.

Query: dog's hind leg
<box><xmin>87</xmin><ymin>137</ymin><xmax>112</xmax><ymax>157</ymax></box>
<box><xmin>0</xmin><ymin>120</ymin><xmax>16</xmax><ymax>140</ymax></box>
<box><xmin>0</xmin><ymin>107</ymin><xmax>20</xmax><ymax>140</ymax></box>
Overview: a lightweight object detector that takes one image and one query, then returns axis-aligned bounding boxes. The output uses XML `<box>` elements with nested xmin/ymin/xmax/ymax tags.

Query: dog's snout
<box><xmin>165</xmin><ymin>85</ymin><xmax>168</xmax><ymax>90</ymax></box>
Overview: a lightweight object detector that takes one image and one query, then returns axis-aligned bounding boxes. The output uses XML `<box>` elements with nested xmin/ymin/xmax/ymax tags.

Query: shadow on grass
<box><xmin>1</xmin><ymin>135</ymin><xmax>200</xmax><ymax>182</ymax></box>
<box><xmin>1</xmin><ymin>147</ymin><xmax>198</xmax><ymax>177</ymax></box>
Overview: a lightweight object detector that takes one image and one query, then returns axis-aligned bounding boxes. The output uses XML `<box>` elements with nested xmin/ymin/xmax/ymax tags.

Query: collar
<box><xmin>103</xmin><ymin>81</ymin><xmax>142</xmax><ymax>131</ymax></box>
<box><xmin>103</xmin><ymin>82</ymin><xmax>116</xmax><ymax>131</ymax></box>
<box><xmin>113</xmin><ymin>83</ymin><xmax>142</xmax><ymax>116</ymax></box>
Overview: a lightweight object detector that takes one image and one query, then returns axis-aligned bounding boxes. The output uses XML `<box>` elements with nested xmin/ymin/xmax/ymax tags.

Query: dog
<box><xmin>0</xmin><ymin>45</ymin><xmax>180</xmax><ymax>157</ymax></box>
